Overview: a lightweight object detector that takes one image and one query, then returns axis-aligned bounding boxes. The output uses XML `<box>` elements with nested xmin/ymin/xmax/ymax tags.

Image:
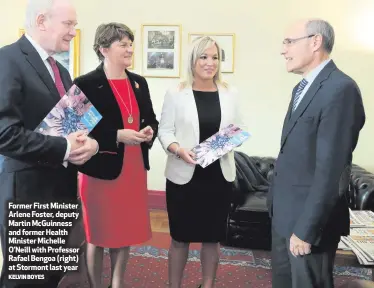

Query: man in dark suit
<box><xmin>0</xmin><ymin>0</ymin><xmax>98</xmax><ymax>287</ymax></box>
<box><xmin>267</xmin><ymin>19</ymin><xmax>366</xmax><ymax>288</ymax></box>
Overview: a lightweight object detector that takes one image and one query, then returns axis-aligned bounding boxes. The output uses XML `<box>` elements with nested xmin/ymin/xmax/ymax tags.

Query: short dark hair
<box><xmin>93</xmin><ymin>22</ymin><xmax>134</xmax><ymax>61</ymax></box>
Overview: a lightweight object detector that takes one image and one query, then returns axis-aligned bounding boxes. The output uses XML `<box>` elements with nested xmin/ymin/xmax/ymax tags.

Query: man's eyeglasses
<box><xmin>282</xmin><ymin>34</ymin><xmax>315</xmax><ymax>45</ymax></box>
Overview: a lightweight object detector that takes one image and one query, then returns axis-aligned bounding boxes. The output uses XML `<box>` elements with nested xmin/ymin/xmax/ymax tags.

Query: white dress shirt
<box><xmin>25</xmin><ymin>34</ymin><xmax>71</xmax><ymax>165</ymax></box>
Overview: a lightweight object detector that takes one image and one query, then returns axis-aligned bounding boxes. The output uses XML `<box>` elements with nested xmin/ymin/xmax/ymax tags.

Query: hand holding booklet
<box><xmin>35</xmin><ymin>84</ymin><xmax>102</xmax><ymax>137</ymax></box>
<box><xmin>191</xmin><ymin>124</ymin><xmax>250</xmax><ymax>168</ymax></box>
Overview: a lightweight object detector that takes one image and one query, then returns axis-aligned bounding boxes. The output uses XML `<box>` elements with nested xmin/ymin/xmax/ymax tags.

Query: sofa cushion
<box><xmin>236</xmin><ymin>191</ymin><xmax>268</xmax><ymax>212</ymax></box>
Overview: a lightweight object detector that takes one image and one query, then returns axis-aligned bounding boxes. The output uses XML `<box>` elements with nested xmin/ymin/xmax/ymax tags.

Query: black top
<box><xmin>193</xmin><ymin>90</ymin><xmax>221</xmax><ymax>143</ymax></box>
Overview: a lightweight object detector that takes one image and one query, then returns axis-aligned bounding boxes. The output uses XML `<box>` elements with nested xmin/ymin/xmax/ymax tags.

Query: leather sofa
<box><xmin>223</xmin><ymin>151</ymin><xmax>374</xmax><ymax>251</ymax></box>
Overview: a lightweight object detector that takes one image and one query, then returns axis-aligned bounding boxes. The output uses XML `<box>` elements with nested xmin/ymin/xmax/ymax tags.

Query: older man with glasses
<box><xmin>267</xmin><ymin>18</ymin><xmax>366</xmax><ymax>288</ymax></box>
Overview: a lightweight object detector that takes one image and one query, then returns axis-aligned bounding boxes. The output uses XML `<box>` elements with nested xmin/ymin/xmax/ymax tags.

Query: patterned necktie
<box><xmin>47</xmin><ymin>57</ymin><xmax>66</xmax><ymax>97</ymax></box>
<box><xmin>292</xmin><ymin>78</ymin><xmax>308</xmax><ymax>112</ymax></box>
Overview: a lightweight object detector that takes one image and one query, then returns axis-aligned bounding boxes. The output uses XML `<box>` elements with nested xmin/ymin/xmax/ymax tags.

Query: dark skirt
<box><xmin>166</xmin><ymin>160</ymin><xmax>232</xmax><ymax>243</ymax></box>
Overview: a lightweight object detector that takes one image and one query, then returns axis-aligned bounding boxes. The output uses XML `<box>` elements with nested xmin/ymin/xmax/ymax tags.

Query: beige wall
<box><xmin>1</xmin><ymin>0</ymin><xmax>373</xmax><ymax>191</ymax></box>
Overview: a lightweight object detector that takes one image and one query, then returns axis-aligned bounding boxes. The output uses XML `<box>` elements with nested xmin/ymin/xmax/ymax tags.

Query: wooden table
<box><xmin>335</xmin><ymin>250</ymin><xmax>374</xmax><ymax>281</ymax></box>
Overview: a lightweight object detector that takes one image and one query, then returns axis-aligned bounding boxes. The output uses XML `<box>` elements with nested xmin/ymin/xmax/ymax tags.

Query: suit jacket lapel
<box><xmin>94</xmin><ymin>64</ymin><xmax>122</xmax><ymax>112</ymax></box>
<box><xmin>281</xmin><ymin>83</ymin><xmax>321</xmax><ymax>148</ymax></box>
<box><xmin>18</xmin><ymin>35</ymin><xmax>60</xmax><ymax>100</ymax></box>
<box><xmin>281</xmin><ymin>60</ymin><xmax>337</xmax><ymax>148</ymax></box>
<box><xmin>126</xmin><ymin>71</ymin><xmax>143</xmax><ymax>118</ymax></box>
<box><xmin>287</xmin><ymin>85</ymin><xmax>298</xmax><ymax>121</ymax></box>
<box><xmin>280</xmin><ymin>85</ymin><xmax>298</xmax><ymax>145</ymax></box>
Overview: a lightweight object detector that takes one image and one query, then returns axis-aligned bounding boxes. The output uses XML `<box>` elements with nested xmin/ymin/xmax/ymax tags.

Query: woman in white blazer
<box><xmin>158</xmin><ymin>36</ymin><xmax>246</xmax><ymax>288</ymax></box>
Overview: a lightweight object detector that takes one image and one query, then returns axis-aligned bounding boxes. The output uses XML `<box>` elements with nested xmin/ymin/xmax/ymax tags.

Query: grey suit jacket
<box><xmin>267</xmin><ymin>60</ymin><xmax>366</xmax><ymax>246</ymax></box>
<box><xmin>0</xmin><ymin>35</ymin><xmax>78</xmax><ymax>224</ymax></box>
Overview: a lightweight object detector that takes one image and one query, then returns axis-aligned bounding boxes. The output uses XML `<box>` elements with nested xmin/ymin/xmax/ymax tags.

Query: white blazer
<box><xmin>158</xmin><ymin>83</ymin><xmax>246</xmax><ymax>185</ymax></box>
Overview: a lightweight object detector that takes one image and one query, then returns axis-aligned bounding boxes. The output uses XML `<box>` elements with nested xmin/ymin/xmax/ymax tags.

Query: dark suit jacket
<box><xmin>73</xmin><ymin>64</ymin><xmax>158</xmax><ymax>180</ymax></box>
<box><xmin>0</xmin><ymin>36</ymin><xmax>78</xmax><ymax>223</ymax></box>
<box><xmin>267</xmin><ymin>60</ymin><xmax>366</xmax><ymax>246</ymax></box>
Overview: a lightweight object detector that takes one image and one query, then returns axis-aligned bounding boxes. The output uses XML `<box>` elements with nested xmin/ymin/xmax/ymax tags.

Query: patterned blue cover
<box><xmin>191</xmin><ymin>124</ymin><xmax>250</xmax><ymax>168</ymax></box>
<box><xmin>35</xmin><ymin>84</ymin><xmax>102</xmax><ymax>137</ymax></box>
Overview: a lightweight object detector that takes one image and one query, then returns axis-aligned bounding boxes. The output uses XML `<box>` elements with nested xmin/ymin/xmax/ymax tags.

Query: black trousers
<box><xmin>271</xmin><ymin>226</ymin><xmax>340</xmax><ymax>288</ymax></box>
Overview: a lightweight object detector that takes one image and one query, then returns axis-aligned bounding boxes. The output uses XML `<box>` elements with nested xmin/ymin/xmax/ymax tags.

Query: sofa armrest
<box><xmin>351</xmin><ymin>165</ymin><xmax>374</xmax><ymax>211</ymax></box>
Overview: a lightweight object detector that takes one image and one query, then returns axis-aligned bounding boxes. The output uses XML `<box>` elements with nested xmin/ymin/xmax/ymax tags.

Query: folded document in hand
<box><xmin>35</xmin><ymin>84</ymin><xmax>102</xmax><ymax>137</ymax></box>
<box><xmin>191</xmin><ymin>124</ymin><xmax>250</xmax><ymax>168</ymax></box>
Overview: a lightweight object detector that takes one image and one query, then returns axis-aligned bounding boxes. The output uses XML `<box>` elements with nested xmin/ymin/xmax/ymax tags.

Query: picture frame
<box><xmin>18</xmin><ymin>28</ymin><xmax>81</xmax><ymax>79</ymax></box>
<box><xmin>188</xmin><ymin>33</ymin><xmax>235</xmax><ymax>73</ymax></box>
<box><xmin>141</xmin><ymin>24</ymin><xmax>181</xmax><ymax>78</ymax></box>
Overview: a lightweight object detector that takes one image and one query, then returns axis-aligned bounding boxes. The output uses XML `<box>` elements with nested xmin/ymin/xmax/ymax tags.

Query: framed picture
<box><xmin>141</xmin><ymin>24</ymin><xmax>181</xmax><ymax>78</ymax></box>
<box><xmin>188</xmin><ymin>33</ymin><xmax>235</xmax><ymax>73</ymax></box>
<box><xmin>19</xmin><ymin>28</ymin><xmax>81</xmax><ymax>79</ymax></box>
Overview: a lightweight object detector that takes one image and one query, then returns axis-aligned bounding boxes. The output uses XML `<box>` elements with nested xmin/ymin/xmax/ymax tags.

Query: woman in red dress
<box><xmin>73</xmin><ymin>23</ymin><xmax>158</xmax><ymax>288</ymax></box>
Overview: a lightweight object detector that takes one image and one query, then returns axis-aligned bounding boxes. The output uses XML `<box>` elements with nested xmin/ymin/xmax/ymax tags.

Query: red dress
<box><xmin>79</xmin><ymin>78</ymin><xmax>151</xmax><ymax>248</ymax></box>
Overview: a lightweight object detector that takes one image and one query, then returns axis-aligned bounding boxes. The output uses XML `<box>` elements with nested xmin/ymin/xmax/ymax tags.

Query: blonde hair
<box><xmin>180</xmin><ymin>35</ymin><xmax>227</xmax><ymax>90</ymax></box>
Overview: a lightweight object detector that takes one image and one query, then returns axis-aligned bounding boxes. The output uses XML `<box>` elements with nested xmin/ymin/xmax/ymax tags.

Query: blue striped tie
<box><xmin>292</xmin><ymin>79</ymin><xmax>308</xmax><ymax>112</ymax></box>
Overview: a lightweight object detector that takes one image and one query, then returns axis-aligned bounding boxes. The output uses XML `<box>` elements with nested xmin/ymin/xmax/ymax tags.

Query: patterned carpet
<box><xmin>60</xmin><ymin>232</ymin><xmax>371</xmax><ymax>287</ymax></box>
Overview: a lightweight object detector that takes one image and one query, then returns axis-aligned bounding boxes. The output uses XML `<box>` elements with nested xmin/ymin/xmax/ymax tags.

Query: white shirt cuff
<box><xmin>63</xmin><ymin>138</ymin><xmax>71</xmax><ymax>167</ymax></box>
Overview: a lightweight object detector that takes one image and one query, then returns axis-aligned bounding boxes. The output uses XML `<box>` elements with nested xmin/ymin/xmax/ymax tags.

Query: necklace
<box><xmin>108</xmin><ymin>78</ymin><xmax>134</xmax><ymax>124</ymax></box>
